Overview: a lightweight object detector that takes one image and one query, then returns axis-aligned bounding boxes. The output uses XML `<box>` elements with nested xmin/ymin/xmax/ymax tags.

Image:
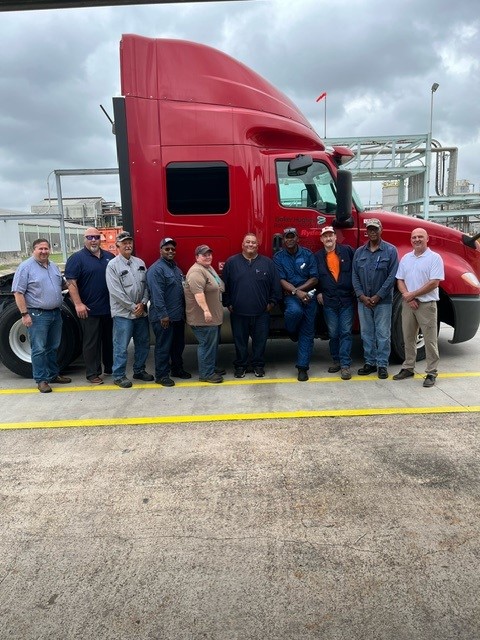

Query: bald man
<box><xmin>394</xmin><ymin>228</ymin><xmax>445</xmax><ymax>388</ymax></box>
<box><xmin>65</xmin><ymin>227</ymin><xmax>116</xmax><ymax>383</ymax></box>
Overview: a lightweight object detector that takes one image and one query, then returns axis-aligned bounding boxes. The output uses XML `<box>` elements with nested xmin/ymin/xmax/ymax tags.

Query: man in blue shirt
<box><xmin>65</xmin><ymin>227</ymin><xmax>115</xmax><ymax>384</ymax></box>
<box><xmin>12</xmin><ymin>238</ymin><xmax>72</xmax><ymax>393</ymax></box>
<box><xmin>147</xmin><ymin>237</ymin><xmax>190</xmax><ymax>387</ymax></box>
<box><xmin>222</xmin><ymin>233</ymin><xmax>281</xmax><ymax>378</ymax></box>
<box><xmin>352</xmin><ymin>218</ymin><xmax>399</xmax><ymax>379</ymax></box>
<box><xmin>273</xmin><ymin>228</ymin><xmax>318</xmax><ymax>381</ymax></box>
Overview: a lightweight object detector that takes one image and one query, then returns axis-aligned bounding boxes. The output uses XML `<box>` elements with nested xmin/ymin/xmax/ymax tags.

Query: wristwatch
<box><xmin>291</xmin><ymin>289</ymin><xmax>297</xmax><ymax>296</ymax></box>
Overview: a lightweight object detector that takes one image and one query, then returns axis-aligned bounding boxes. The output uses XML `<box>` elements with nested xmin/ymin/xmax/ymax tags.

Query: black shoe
<box><xmin>254</xmin><ymin>366</ymin><xmax>265</xmax><ymax>377</ymax></box>
<box><xmin>199</xmin><ymin>373</ymin><xmax>223</xmax><ymax>383</ymax></box>
<box><xmin>234</xmin><ymin>367</ymin><xmax>246</xmax><ymax>378</ymax></box>
<box><xmin>50</xmin><ymin>375</ymin><xmax>72</xmax><ymax>384</ymax></box>
<box><xmin>155</xmin><ymin>377</ymin><xmax>175</xmax><ymax>387</ymax></box>
<box><xmin>392</xmin><ymin>368</ymin><xmax>414</xmax><ymax>380</ymax></box>
<box><xmin>297</xmin><ymin>368</ymin><xmax>309</xmax><ymax>382</ymax></box>
<box><xmin>114</xmin><ymin>377</ymin><xmax>133</xmax><ymax>388</ymax></box>
<box><xmin>328</xmin><ymin>362</ymin><xmax>341</xmax><ymax>373</ymax></box>
<box><xmin>358</xmin><ymin>363</ymin><xmax>377</xmax><ymax>376</ymax></box>
<box><xmin>378</xmin><ymin>367</ymin><xmax>389</xmax><ymax>379</ymax></box>
<box><xmin>288</xmin><ymin>332</ymin><xmax>299</xmax><ymax>343</ymax></box>
<box><xmin>423</xmin><ymin>374</ymin><xmax>436</xmax><ymax>388</ymax></box>
<box><xmin>171</xmin><ymin>369</ymin><xmax>192</xmax><ymax>379</ymax></box>
<box><xmin>215</xmin><ymin>367</ymin><xmax>227</xmax><ymax>376</ymax></box>
<box><xmin>133</xmin><ymin>371</ymin><xmax>154</xmax><ymax>381</ymax></box>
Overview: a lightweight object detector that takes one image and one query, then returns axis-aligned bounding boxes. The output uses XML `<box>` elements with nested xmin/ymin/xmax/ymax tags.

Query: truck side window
<box><xmin>276</xmin><ymin>160</ymin><xmax>337</xmax><ymax>212</ymax></box>
<box><xmin>166</xmin><ymin>161</ymin><xmax>229</xmax><ymax>215</ymax></box>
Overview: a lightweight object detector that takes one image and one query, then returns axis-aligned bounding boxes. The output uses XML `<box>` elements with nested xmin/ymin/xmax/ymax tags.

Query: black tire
<box><xmin>0</xmin><ymin>301</ymin><xmax>81</xmax><ymax>378</ymax></box>
<box><xmin>390</xmin><ymin>291</ymin><xmax>426</xmax><ymax>364</ymax></box>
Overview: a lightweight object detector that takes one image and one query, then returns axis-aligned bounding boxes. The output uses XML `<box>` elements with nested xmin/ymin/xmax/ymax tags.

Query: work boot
<box><xmin>297</xmin><ymin>368</ymin><xmax>309</xmax><ymax>382</ymax></box>
<box><xmin>133</xmin><ymin>371</ymin><xmax>154</xmax><ymax>381</ymax></box>
<box><xmin>38</xmin><ymin>381</ymin><xmax>52</xmax><ymax>393</ymax></box>
<box><xmin>358</xmin><ymin>363</ymin><xmax>377</xmax><ymax>375</ymax></box>
<box><xmin>392</xmin><ymin>368</ymin><xmax>414</xmax><ymax>380</ymax></box>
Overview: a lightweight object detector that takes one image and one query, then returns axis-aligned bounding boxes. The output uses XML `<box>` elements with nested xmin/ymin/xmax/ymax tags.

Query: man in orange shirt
<box><xmin>314</xmin><ymin>226</ymin><xmax>355</xmax><ymax>380</ymax></box>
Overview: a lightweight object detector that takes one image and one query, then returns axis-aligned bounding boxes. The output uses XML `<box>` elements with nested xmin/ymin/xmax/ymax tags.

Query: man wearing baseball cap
<box><xmin>352</xmin><ymin>218</ymin><xmax>399</xmax><ymax>379</ymax></box>
<box><xmin>106</xmin><ymin>231</ymin><xmax>154</xmax><ymax>388</ymax></box>
<box><xmin>147</xmin><ymin>237</ymin><xmax>191</xmax><ymax>386</ymax></box>
<box><xmin>273</xmin><ymin>227</ymin><xmax>319</xmax><ymax>381</ymax></box>
<box><xmin>314</xmin><ymin>226</ymin><xmax>355</xmax><ymax>380</ymax></box>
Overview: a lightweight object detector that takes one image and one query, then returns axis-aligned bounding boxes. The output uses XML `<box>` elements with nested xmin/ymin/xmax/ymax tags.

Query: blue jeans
<box><xmin>357</xmin><ymin>302</ymin><xmax>392</xmax><ymax>367</ymax></box>
<box><xmin>283</xmin><ymin>296</ymin><xmax>317</xmax><ymax>370</ymax></box>
<box><xmin>152</xmin><ymin>319</ymin><xmax>186</xmax><ymax>379</ymax></box>
<box><xmin>28</xmin><ymin>308</ymin><xmax>62</xmax><ymax>383</ymax></box>
<box><xmin>323</xmin><ymin>304</ymin><xmax>354</xmax><ymax>367</ymax></box>
<box><xmin>230</xmin><ymin>312</ymin><xmax>270</xmax><ymax>368</ymax></box>
<box><xmin>191</xmin><ymin>325</ymin><xmax>219</xmax><ymax>378</ymax></box>
<box><xmin>112</xmin><ymin>315</ymin><xmax>150</xmax><ymax>379</ymax></box>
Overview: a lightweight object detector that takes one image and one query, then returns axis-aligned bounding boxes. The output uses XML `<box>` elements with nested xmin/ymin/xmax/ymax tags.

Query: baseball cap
<box><xmin>195</xmin><ymin>244</ymin><xmax>213</xmax><ymax>255</ymax></box>
<box><xmin>160</xmin><ymin>237</ymin><xmax>177</xmax><ymax>248</ymax></box>
<box><xmin>320</xmin><ymin>226</ymin><xmax>336</xmax><ymax>236</ymax></box>
<box><xmin>365</xmin><ymin>218</ymin><xmax>382</xmax><ymax>229</ymax></box>
<box><xmin>116</xmin><ymin>231</ymin><xmax>133</xmax><ymax>242</ymax></box>
<box><xmin>283</xmin><ymin>227</ymin><xmax>298</xmax><ymax>236</ymax></box>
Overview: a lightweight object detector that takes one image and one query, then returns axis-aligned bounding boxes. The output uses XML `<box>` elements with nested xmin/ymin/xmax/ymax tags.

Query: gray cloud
<box><xmin>1</xmin><ymin>0</ymin><xmax>479</xmax><ymax>210</ymax></box>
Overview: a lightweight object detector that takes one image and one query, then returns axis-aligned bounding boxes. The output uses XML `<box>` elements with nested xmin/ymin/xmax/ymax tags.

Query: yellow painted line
<box><xmin>1</xmin><ymin>405</ymin><xmax>480</xmax><ymax>431</ymax></box>
<box><xmin>1</xmin><ymin>371</ymin><xmax>480</xmax><ymax>395</ymax></box>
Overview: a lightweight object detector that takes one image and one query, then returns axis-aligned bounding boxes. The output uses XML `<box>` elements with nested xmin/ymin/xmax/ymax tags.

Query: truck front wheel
<box><xmin>0</xmin><ymin>302</ymin><xmax>80</xmax><ymax>378</ymax></box>
<box><xmin>390</xmin><ymin>291</ymin><xmax>426</xmax><ymax>363</ymax></box>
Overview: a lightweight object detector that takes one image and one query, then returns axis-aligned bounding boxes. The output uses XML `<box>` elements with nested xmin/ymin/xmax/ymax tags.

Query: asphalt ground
<box><xmin>1</xmin><ymin>326</ymin><xmax>479</xmax><ymax>639</ymax></box>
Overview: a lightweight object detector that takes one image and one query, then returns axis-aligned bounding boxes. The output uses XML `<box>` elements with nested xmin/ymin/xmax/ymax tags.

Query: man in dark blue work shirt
<box><xmin>147</xmin><ymin>237</ymin><xmax>190</xmax><ymax>387</ymax></box>
<box><xmin>65</xmin><ymin>227</ymin><xmax>115</xmax><ymax>384</ymax></box>
<box><xmin>273</xmin><ymin>228</ymin><xmax>319</xmax><ymax>381</ymax></box>
<box><xmin>352</xmin><ymin>218</ymin><xmax>399</xmax><ymax>379</ymax></box>
<box><xmin>222</xmin><ymin>233</ymin><xmax>281</xmax><ymax>378</ymax></box>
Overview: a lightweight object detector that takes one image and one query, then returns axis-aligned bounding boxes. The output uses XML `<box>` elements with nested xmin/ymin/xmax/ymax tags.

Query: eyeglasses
<box><xmin>85</xmin><ymin>235</ymin><xmax>101</xmax><ymax>240</ymax></box>
<box><xmin>163</xmin><ymin>247</ymin><xmax>176</xmax><ymax>251</ymax></box>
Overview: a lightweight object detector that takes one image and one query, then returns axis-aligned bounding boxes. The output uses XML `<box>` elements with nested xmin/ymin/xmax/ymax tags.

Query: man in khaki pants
<box><xmin>393</xmin><ymin>228</ymin><xmax>445</xmax><ymax>388</ymax></box>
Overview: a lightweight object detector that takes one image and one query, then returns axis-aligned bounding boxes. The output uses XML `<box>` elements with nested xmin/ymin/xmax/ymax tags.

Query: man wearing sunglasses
<box><xmin>65</xmin><ymin>227</ymin><xmax>115</xmax><ymax>384</ymax></box>
<box><xmin>146</xmin><ymin>237</ymin><xmax>190</xmax><ymax>386</ymax></box>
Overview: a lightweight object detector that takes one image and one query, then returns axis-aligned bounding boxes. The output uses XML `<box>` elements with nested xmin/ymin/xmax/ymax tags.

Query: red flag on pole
<box><xmin>316</xmin><ymin>91</ymin><xmax>327</xmax><ymax>102</ymax></box>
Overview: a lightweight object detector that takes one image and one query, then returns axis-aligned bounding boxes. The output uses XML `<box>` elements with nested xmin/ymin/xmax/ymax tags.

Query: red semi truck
<box><xmin>0</xmin><ymin>34</ymin><xmax>479</xmax><ymax>376</ymax></box>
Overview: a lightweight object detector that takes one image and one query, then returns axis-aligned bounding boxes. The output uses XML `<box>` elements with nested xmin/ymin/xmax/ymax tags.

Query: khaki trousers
<box><xmin>401</xmin><ymin>300</ymin><xmax>439</xmax><ymax>374</ymax></box>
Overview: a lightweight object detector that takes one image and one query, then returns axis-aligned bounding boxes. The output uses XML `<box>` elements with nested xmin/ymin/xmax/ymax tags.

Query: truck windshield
<box><xmin>276</xmin><ymin>160</ymin><xmax>364</xmax><ymax>213</ymax></box>
<box><xmin>276</xmin><ymin>160</ymin><xmax>338</xmax><ymax>212</ymax></box>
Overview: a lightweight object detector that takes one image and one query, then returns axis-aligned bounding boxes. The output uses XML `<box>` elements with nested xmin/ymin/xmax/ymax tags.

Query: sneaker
<box><xmin>392</xmin><ymin>368</ymin><xmax>414</xmax><ymax>380</ymax></box>
<box><xmin>114</xmin><ymin>377</ymin><xmax>132</xmax><ymax>388</ymax></box>
<box><xmin>297</xmin><ymin>368</ymin><xmax>309</xmax><ymax>382</ymax></box>
<box><xmin>340</xmin><ymin>367</ymin><xmax>352</xmax><ymax>380</ymax></box>
<box><xmin>171</xmin><ymin>369</ymin><xmax>192</xmax><ymax>379</ymax></box>
<box><xmin>357</xmin><ymin>363</ymin><xmax>377</xmax><ymax>376</ymax></box>
<box><xmin>199</xmin><ymin>373</ymin><xmax>223</xmax><ymax>383</ymax></box>
<box><xmin>423</xmin><ymin>374</ymin><xmax>436</xmax><ymax>388</ymax></box>
<box><xmin>328</xmin><ymin>362</ymin><xmax>341</xmax><ymax>373</ymax></box>
<box><xmin>50</xmin><ymin>375</ymin><xmax>72</xmax><ymax>384</ymax></box>
<box><xmin>254</xmin><ymin>366</ymin><xmax>265</xmax><ymax>378</ymax></box>
<box><xmin>234</xmin><ymin>367</ymin><xmax>246</xmax><ymax>378</ymax></box>
<box><xmin>155</xmin><ymin>377</ymin><xmax>175</xmax><ymax>387</ymax></box>
<box><xmin>215</xmin><ymin>367</ymin><xmax>227</xmax><ymax>376</ymax></box>
<box><xmin>377</xmin><ymin>367</ymin><xmax>389</xmax><ymax>379</ymax></box>
<box><xmin>133</xmin><ymin>371</ymin><xmax>154</xmax><ymax>381</ymax></box>
<box><xmin>38</xmin><ymin>381</ymin><xmax>52</xmax><ymax>393</ymax></box>
<box><xmin>87</xmin><ymin>375</ymin><xmax>103</xmax><ymax>385</ymax></box>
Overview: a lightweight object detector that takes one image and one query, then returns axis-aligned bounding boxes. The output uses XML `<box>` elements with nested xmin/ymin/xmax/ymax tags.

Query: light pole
<box><xmin>423</xmin><ymin>82</ymin><xmax>439</xmax><ymax>220</ymax></box>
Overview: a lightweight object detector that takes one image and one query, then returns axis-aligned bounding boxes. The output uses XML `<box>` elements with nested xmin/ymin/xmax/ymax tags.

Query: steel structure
<box><xmin>325</xmin><ymin>134</ymin><xmax>480</xmax><ymax>221</ymax></box>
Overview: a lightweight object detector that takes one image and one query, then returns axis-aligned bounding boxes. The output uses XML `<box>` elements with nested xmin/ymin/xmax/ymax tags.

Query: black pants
<box><xmin>230</xmin><ymin>311</ymin><xmax>270</xmax><ymax>369</ymax></box>
<box><xmin>81</xmin><ymin>314</ymin><xmax>113</xmax><ymax>379</ymax></box>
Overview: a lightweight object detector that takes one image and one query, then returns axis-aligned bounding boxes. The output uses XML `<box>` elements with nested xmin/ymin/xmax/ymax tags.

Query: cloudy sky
<box><xmin>1</xmin><ymin>0</ymin><xmax>479</xmax><ymax>212</ymax></box>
